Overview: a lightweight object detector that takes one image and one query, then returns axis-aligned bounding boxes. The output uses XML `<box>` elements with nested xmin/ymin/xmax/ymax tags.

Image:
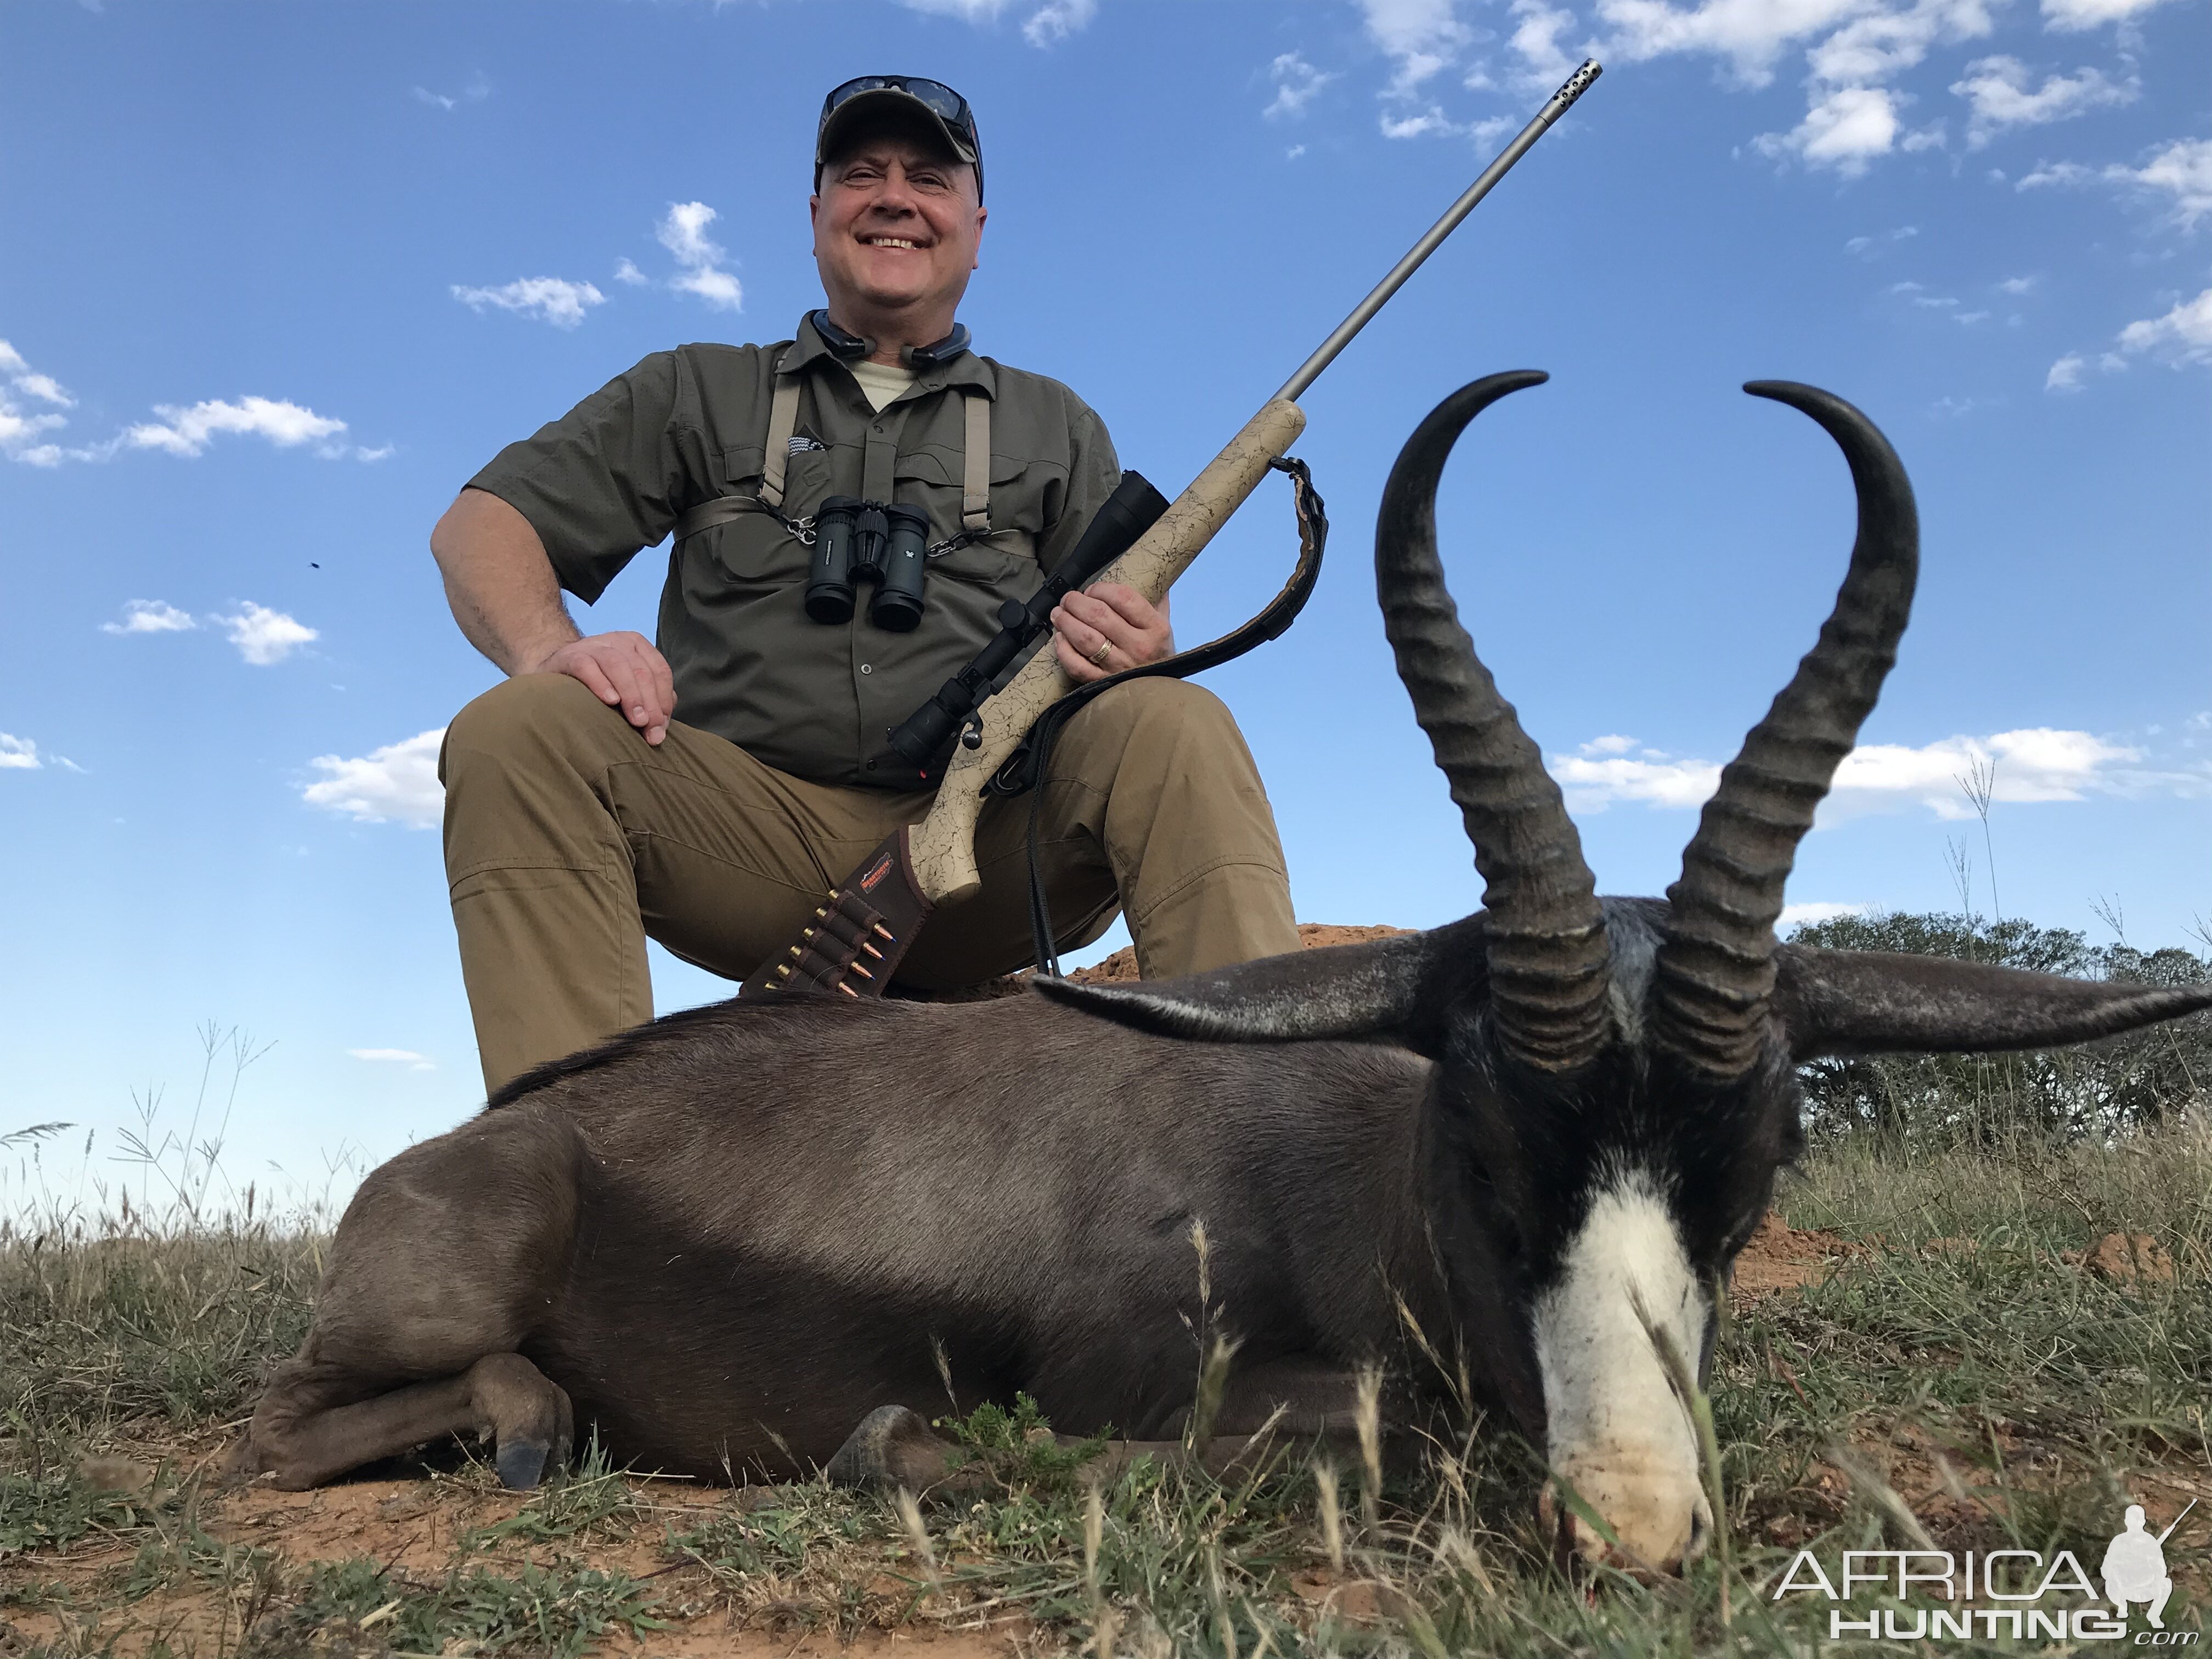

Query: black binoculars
<box><xmin>805</xmin><ymin>496</ymin><xmax>931</xmax><ymax>631</ymax></box>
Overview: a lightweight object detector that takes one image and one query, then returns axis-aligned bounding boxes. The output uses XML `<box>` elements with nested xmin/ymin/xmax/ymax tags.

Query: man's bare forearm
<box><xmin>430</xmin><ymin>488</ymin><xmax>580</xmax><ymax>675</ymax></box>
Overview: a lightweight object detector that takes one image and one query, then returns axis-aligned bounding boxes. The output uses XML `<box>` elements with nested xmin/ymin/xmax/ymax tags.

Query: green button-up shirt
<box><xmin>467</xmin><ymin>315</ymin><xmax>1121</xmax><ymax>787</ymax></box>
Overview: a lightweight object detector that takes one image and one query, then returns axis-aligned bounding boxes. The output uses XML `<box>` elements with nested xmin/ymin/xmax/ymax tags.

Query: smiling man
<box><xmin>428</xmin><ymin>76</ymin><xmax>1300</xmax><ymax>1093</ymax></box>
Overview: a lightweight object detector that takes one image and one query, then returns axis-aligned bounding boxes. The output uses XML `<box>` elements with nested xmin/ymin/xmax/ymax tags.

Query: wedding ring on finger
<box><xmin>1090</xmin><ymin>640</ymin><xmax>1112</xmax><ymax>667</ymax></box>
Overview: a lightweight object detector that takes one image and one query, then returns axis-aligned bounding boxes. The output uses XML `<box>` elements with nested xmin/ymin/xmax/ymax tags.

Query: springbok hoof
<box><xmin>826</xmin><ymin>1405</ymin><xmax>954</xmax><ymax>1491</ymax></box>
<box><xmin>496</xmin><ymin>1437</ymin><xmax>551</xmax><ymax>1491</ymax></box>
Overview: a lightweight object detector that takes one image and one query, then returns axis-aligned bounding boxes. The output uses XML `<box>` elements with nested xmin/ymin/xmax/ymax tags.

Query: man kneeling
<box><xmin>431</xmin><ymin>75</ymin><xmax>1297</xmax><ymax>1093</ymax></box>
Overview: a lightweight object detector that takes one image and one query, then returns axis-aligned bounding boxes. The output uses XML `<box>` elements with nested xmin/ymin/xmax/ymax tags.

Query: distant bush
<box><xmin>1786</xmin><ymin>911</ymin><xmax>2210</xmax><ymax>1147</ymax></box>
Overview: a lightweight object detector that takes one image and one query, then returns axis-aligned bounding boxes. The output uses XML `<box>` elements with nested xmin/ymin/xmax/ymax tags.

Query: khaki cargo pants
<box><xmin>440</xmin><ymin>673</ymin><xmax>1300</xmax><ymax>1094</ymax></box>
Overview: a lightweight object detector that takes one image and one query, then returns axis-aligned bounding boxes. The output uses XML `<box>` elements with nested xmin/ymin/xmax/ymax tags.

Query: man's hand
<box><xmin>431</xmin><ymin>490</ymin><xmax>677</xmax><ymax>747</ymax></box>
<box><xmin>531</xmin><ymin>633</ymin><xmax>678</xmax><ymax>746</ymax></box>
<box><xmin>1051</xmin><ymin>584</ymin><xmax>1173</xmax><ymax>684</ymax></box>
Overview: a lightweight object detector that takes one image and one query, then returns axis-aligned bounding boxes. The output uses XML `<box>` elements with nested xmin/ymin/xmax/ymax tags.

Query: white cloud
<box><xmin>1807</xmin><ymin>0</ymin><xmax>1999</xmax><ymax>86</ymax></box>
<box><xmin>2116</xmin><ymin>136</ymin><xmax>2212</xmax><ymax>230</ymax></box>
<box><xmin>302</xmin><ymin>728</ymin><xmax>446</xmax><ymax>829</ymax></box>
<box><xmin>613</xmin><ymin>258</ymin><xmax>648</xmax><ymax>286</ymax></box>
<box><xmin>12</xmin><ymin>371</ymin><xmax>72</xmax><ymax>407</ymax></box>
<box><xmin>656</xmin><ymin>202</ymin><xmax>744</xmax><ymax>312</ymax></box>
<box><xmin>1606</xmin><ymin>0</ymin><xmax>1996</xmax><ymax>175</ymax></box>
<box><xmin>2053</xmin><ymin>285</ymin><xmax>2212</xmax><ymax>386</ymax></box>
<box><xmin>349</xmin><ymin>1047</ymin><xmax>437</xmax><ymax>1071</ymax></box>
<box><xmin>1022</xmin><ymin>0</ymin><xmax>1096</xmax><ymax>43</ymax></box>
<box><xmin>2040</xmin><ymin>0</ymin><xmax>2181</xmax><ymax>30</ymax></box>
<box><xmin>1550</xmin><ymin>727</ymin><xmax>2207</xmax><ymax>819</ymax></box>
<box><xmin>1949</xmin><ymin>55</ymin><xmax>2136</xmax><ymax>148</ymax></box>
<box><xmin>2113</xmin><ymin>286</ymin><xmax>2212</xmax><ymax>365</ymax></box>
<box><xmin>1265</xmin><ymin>52</ymin><xmax>1337</xmax><ymax>120</ymax></box>
<box><xmin>1508</xmin><ymin>0</ymin><xmax>1584</xmax><ymax>84</ymax></box>
<box><xmin>451</xmin><ymin>276</ymin><xmax>607</xmax><ymax>329</ymax></box>
<box><xmin>1382</xmin><ymin>106</ymin><xmax>1464</xmax><ymax>138</ymax></box>
<box><xmin>891</xmin><ymin>0</ymin><xmax>1097</xmax><ymax>46</ymax></box>
<box><xmin>2015</xmin><ymin>137</ymin><xmax>2212</xmax><ymax>230</ymax></box>
<box><xmin>101</xmin><ymin>599</ymin><xmax>198</xmax><ymax>635</ymax></box>
<box><xmin>2016</xmin><ymin>157</ymin><xmax>2095</xmax><ymax>189</ymax></box>
<box><xmin>1</xmin><ymin>733</ymin><xmax>80</xmax><ymax>773</ymax></box>
<box><xmin>1</xmin><ymin>338</ymin><xmax>75</xmax><ymax>466</ymax></box>
<box><xmin>1998</xmin><ymin>273</ymin><xmax>2037</xmax><ymax>292</ymax></box>
<box><xmin>124</xmin><ymin>397</ymin><xmax>347</xmax><ymax>458</ymax></box>
<box><xmin>1756</xmin><ymin>85</ymin><xmax>1906</xmax><ymax>175</ymax></box>
<box><xmin>1846</xmin><ymin>224</ymin><xmax>1920</xmax><ymax>255</ymax></box>
<box><xmin>1596</xmin><ymin>0</ymin><xmax>1868</xmax><ymax>88</ymax></box>
<box><xmin>1780</xmin><ymin>901</ymin><xmax>1871</xmax><ymax>928</ymax></box>
<box><xmin>217</xmin><ymin>602</ymin><xmax>318</xmax><ymax>665</ymax></box>
<box><xmin>413</xmin><ymin>72</ymin><xmax>490</xmax><ymax>111</ymax></box>
<box><xmin>2</xmin><ymin>343</ymin><xmax>381</xmax><ymax>466</ymax></box>
<box><xmin>1361</xmin><ymin>0</ymin><xmax>1475</xmax><ymax>95</ymax></box>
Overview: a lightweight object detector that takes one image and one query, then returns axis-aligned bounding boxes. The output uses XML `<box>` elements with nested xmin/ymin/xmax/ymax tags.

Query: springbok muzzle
<box><xmin>1531</xmin><ymin>1170</ymin><xmax>1716</xmax><ymax>1576</ymax></box>
<box><xmin>1541</xmin><ymin>1448</ymin><xmax>1713</xmax><ymax>1576</ymax></box>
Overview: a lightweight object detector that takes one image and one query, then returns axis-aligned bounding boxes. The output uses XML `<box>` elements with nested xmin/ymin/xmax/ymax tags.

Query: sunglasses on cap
<box><xmin>817</xmin><ymin>76</ymin><xmax>983</xmax><ymax>196</ymax></box>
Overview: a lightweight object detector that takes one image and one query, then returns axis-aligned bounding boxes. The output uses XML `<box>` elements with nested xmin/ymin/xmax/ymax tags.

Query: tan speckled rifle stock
<box><xmin>908</xmin><ymin>397</ymin><xmax>1308</xmax><ymax>906</ymax></box>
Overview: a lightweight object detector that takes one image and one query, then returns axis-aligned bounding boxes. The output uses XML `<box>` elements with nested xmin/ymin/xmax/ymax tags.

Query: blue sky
<box><xmin>3</xmin><ymin>0</ymin><xmax>2205</xmax><ymax>1208</ymax></box>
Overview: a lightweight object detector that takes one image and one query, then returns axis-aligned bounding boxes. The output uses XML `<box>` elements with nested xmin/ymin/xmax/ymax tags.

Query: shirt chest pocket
<box><xmin>704</xmin><ymin>442</ymin><xmax>828</xmax><ymax>584</ymax></box>
<box><xmin>893</xmin><ymin>449</ymin><xmax>1055</xmax><ymax>586</ymax></box>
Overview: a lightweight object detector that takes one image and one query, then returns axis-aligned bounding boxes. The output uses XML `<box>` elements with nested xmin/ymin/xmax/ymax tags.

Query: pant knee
<box><xmin>1059</xmin><ymin>678</ymin><xmax>1251</xmax><ymax>776</ymax></box>
<box><xmin>1098</xmin><ymin>676</ymin><xmax>1234</xmax><ymax>735</ymax></box>
<box><xmin>442</xmin><ymin>674</ymin><xmax>619</xmax><ymax>784</ymax></box>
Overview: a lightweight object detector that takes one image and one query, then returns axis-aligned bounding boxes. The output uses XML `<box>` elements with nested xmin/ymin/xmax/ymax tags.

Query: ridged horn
<box><xmin>1376</xmin><ymin>371</ymin><xmax>1610</xmax><ymax>1072</ymax></box>
<box><xmin>1656</xmin><ymin>382</ymin><xmax>1920</xmax><ymax>1079</ymax></box>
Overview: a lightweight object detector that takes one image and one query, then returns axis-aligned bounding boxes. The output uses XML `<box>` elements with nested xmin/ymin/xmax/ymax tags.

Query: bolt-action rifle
<box><xmin>746</xmin><ymin>60</ymin><xmax>1604</xmax><ymax>1000</ymax></box>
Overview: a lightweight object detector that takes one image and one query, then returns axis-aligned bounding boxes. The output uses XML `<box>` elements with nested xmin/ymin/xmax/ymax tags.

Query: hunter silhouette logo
<box><xmin>1772</xmin><ymin>1496</ymin><xmax>2197</xmax><ymax>1644</ymax></box>
<box><xmin>2104</xmin><ymin>1500</ymin><xmax>2192</xmax><ymax>1631</ymax></box>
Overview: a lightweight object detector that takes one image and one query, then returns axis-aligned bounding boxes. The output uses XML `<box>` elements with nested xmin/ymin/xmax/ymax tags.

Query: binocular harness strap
<box><xmin>961</xmin><ymin>390</ymin><xmax>991</xmax><ymax>534</ymax></box>
<box><xmin>759</xmin><ymin>367</ymin><xmax>804</xmax><ymax>511</ymax></box>
<box><xmin>673</xmin><ymin>356</ymin><xmax>991</xmax><ymax>542</ymax></box>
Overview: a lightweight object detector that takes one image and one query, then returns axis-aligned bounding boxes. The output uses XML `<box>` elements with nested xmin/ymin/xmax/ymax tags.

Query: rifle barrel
<box><xmin>1273</xmin><ymin>59</ymin><xmax>1602</xmax><ymax>405</ymax></box>
<box><xmin>2155</xmin><ymin>1497</ymin><xmax>2196</xmax><ymax>1545</ymax></box>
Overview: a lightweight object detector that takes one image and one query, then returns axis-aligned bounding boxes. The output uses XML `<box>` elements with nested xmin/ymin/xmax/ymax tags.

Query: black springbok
<box><xmin>237</xmin><ymin>375</ymin><xmax>2209</xmax><ymax>1574</ymax></box>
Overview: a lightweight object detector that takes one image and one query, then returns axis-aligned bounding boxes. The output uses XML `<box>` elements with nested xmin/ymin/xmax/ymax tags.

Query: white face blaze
<box><xmin>1531</xmin><ymin>1165</ymin><xmax>1714</xmax><ymax>1571</ymax></box>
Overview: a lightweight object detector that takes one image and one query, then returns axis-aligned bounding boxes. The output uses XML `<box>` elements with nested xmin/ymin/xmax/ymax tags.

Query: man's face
<box><xmin>810</xmin><ymin>134</ymin><xmax>985</xmax><ymax>328</ymax></box>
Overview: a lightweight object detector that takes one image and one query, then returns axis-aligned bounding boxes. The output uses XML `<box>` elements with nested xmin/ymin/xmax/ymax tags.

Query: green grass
<box><xmin>5</xmin><ymin>1120</ymin><xmax>2209</xmax><ymax>1654</ymax></box>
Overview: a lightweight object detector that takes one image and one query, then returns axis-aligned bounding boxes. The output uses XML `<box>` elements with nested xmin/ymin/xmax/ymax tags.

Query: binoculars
<box><xmin>805</xmin><ymin>496</ymin><xmax>931</xmax><ymax>631</ymax></box>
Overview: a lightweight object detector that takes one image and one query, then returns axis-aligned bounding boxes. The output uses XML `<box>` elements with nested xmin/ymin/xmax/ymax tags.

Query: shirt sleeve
<box><xmin>464</xmin><ymin>351</ymin><xmax>702</xmax><ymax>606</ymax></box>
<box><xmin>1035</xmin><ymin>393</ymin><xmax>1124</xmax><ymax>577</ymax></box>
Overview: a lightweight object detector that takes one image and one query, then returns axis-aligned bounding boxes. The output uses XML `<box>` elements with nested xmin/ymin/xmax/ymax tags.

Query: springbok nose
<box><xmin>1539</xmin><ymin>1454</ymin><xmax>1713</xmax><ymax>1578</ymax></box>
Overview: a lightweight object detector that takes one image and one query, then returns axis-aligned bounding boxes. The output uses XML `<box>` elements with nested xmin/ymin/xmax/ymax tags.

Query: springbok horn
<box><xmin>1376</xmin><ymin>371</ymin><xmax>1610</xmax><ymax>1072</ymax></box>
<box><xmin>1656</xmin><ymin>382</ymin><xmax>1919</xmax><ymax>1079</ymax></box>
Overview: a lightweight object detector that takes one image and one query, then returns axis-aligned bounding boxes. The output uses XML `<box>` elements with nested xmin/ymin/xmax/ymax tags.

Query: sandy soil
<box><xmin>0</xmin><ymin>1448</ymin><xmax>1032</xmax><ymax>1657</ymax></box>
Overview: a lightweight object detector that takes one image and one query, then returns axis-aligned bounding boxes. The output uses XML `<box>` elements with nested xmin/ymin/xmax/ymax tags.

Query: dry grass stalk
<box><xmin>1354</xmin><ymin>1365</ymin><xmax>1384</xmax><ymax>1534</ymax></box>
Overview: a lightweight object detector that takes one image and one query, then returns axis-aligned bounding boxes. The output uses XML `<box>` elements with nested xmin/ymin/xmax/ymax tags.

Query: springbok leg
<box><xmin>234</xmin><ymin>1107</ymin><xmax>586</xmax><ymax>1489</ymax></box>
<box><xmin>239</xmin><ymin>1351</ymin><xmax>575</xmax><ymax>1491</ymax></box>
<box><xmin>825</xmin><ymin>1405</ymin><xmax>1341</xmax><ymax>1495</ymax></box>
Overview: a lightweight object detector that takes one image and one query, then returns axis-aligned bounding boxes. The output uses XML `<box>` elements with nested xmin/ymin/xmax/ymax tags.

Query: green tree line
<box><xmin>1788</xmin><ymin>910</ymin><xmax>2210</xmax><ymax>1146</ymax></box>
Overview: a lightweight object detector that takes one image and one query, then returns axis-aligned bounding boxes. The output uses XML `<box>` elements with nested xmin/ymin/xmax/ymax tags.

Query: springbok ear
<box><xmin>1775</xmin><ymin>946</ymin><xmax>2212</xmax><ymax>1061</ymax></box>
<box><xmin>1033</xmin><ymin>921</ymin><xmax>1482</xmax><ymax>1058</ymax></box>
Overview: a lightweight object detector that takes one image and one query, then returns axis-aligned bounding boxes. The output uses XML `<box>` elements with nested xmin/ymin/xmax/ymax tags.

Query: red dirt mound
<box><xmin>1731</xmin><ymin>1212</ymin><xmax>1864</xmax><ymax>1299</ymax></box>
